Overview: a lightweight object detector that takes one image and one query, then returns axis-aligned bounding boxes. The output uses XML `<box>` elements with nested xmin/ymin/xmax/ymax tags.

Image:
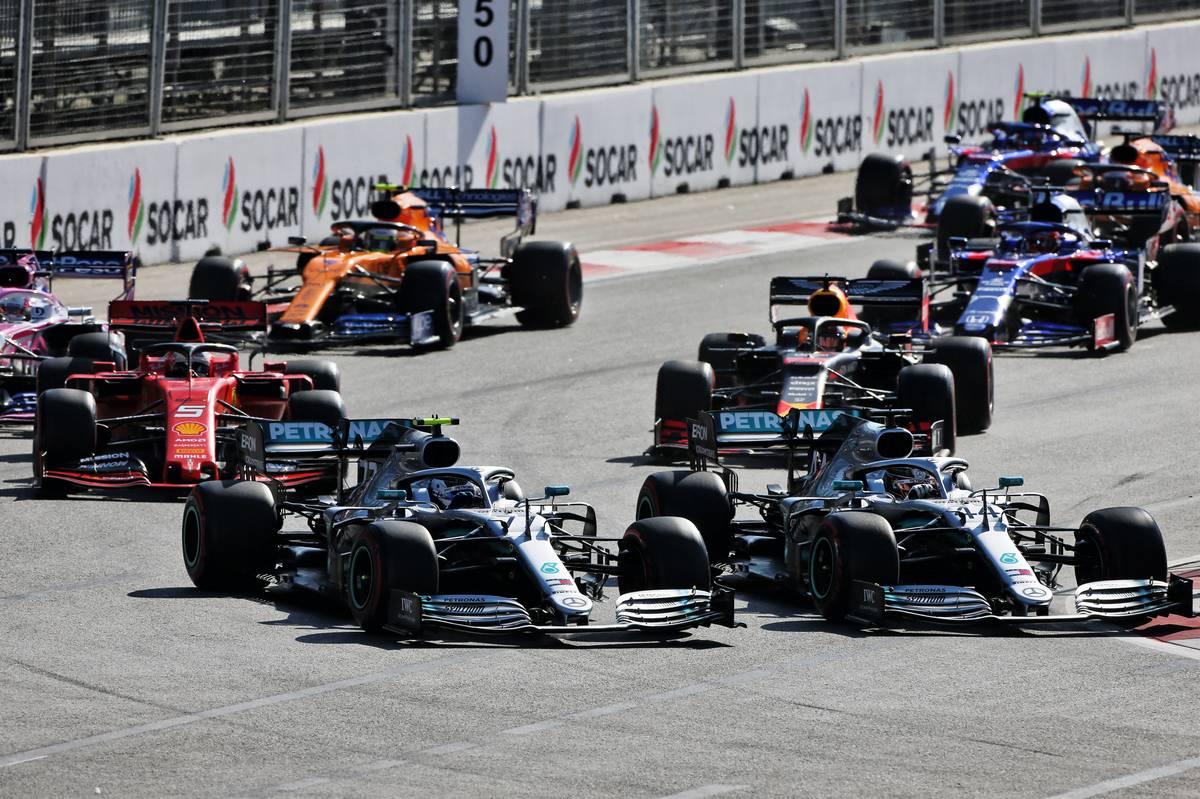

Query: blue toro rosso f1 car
<box><xmin>881</xmin><ymin>165</ymin><xmax>1200</xmax><ymax>353</ymax></box>
<box><xmin>837</xmin><ymin>96</ymin><xmax>1173</xmax><ymax>251</ymax></box>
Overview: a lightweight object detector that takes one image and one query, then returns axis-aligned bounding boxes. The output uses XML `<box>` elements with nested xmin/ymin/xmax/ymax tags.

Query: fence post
<box><xmin>1126</xmin><ymin>0</ymin><xmax>1135</xmax><ymax>25</ymax></box>
<box><xmin>834</xmin><ymin>0</ymin><xmax>846</xmax><ymax>59</ymax></box>
<box><xmin>399</xmin><ymin>0</ymin><xmax>413</xmax><ymax>106</ymax></box>
<box><xmin>148</xmin><ymin>0</ymin><xmax>168</xmax><ymax>136</ymax></box>
<box><xmin>14</xmin><ymin>0</ymin><xmax>33</xmax><ymax>150</ymax></box>
<box><xmin>274</xmin><ymin>0</ymin><xmax>293</xmax><ymax>122</ymax></box>
<box><xmin>933</xmin><ymin>0</ymin><xmax>944</xmax><ymax>47</ymax></box>
<box><xmin>629</xmin><ymin>0</ymin><xmax>640</xmax><ymax>82</ymax></box>
<box><xmin>1031</xmin><ymin>0</ymin><xmax>1042</xmax><ymax>36</ymax></box>
<box><xmin>515</xmin><ymin>0</ymin><xmax>530</xmax><ymax>95</ymax></box>
<box><xmin>733</xmin><ymin>0</ymin><xmax>745</xmax><ymax>69</ymax></box>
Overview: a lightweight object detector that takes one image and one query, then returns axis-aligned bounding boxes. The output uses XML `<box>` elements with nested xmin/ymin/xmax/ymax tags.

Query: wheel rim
<box><xmin>447</xmin><ymin>280</ymin><xmax>463</xmax><ymax>339</ymax></box>
<box><xmin>567</xmin><ymin>258</ymin><xmax>583</xmax><ymax>314</ymax></box>
<box><xmin>809</xmin><ymin>536</ymin><xmax>836</xmax><ymax>599</ymax></box>
<box><xmin>1126</xmin><ymin>283</ymin><xmax>1137</xmax><ymax>343</ymax></box>
<box><xmin>182</xmin><ymin>505</ymin><xmax>202</xmax><ymax>569</ymax></box>
<box><xmin>349</xmin><ymin>545</ymin><xmax>374</xmax><ymax>610</ymax></box>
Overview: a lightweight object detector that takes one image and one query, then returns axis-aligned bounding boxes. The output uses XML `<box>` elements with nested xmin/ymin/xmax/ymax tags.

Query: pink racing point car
<box><xmin>0</xmin><ymin>249</ymin><xmax>135</xmax><ymax>425</ymax></box>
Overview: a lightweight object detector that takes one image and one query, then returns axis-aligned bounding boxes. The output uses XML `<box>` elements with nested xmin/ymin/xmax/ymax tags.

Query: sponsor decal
<box><xmin>265</xmin><ymin>418</ymin><xmax>401</xmax><ymax>444</ymax></box>
<box><xmin>1021</xmin><ymin>585</ymin><xmax>1050</xmax><ymax>598</ymax></box>
<box><xmin>127</xmin><ymin>168</ymin><xmax>145</xmax><ymax>246</ymax></box>
<box><xmin>401</xmin><ymin>134</ymin><xmax>415</xmax><ymax>186</ymax></box>
<box><xmin>222</xmin><ymin>157</ymin><xmax>238</xmax><ymax>231</ymax></box>
<box><xmin>1147</xmin><ymin>48</ymin><xmax>1157</xmax><ymax>100</ymax></box>
<box><xmin>999</xmin><ymin>552</ymin><xmax>1019</xmax><ymax>565</ymax></box>
<box><xmin>559</xmin><ymin>595</ymin><xmax>588</xmax><ymax>609</ymax></box>
<box><xmin>724</xmin><ymin>97</ymin><xmax>738</xmax><ymax>164</ymax></box>
<box><xmin>1014</xmin><ymin>64</ymin><xmax>1025</xmax><ymax>121</ymax></box>
<box><xmin>539</xmin><ymin>562</ymin><xmax>561</xmax><ymax>575</ymax></box>
<box><xmin>173</xmin><ymin>421</ymin><xmax>207</xmax><ymax>436</ymax></box>
<box><xmin>872</xmin><ymin>81</ymin><xmax>885</xmax><ymax>145</ymax></box>
<box><xmin>1094</xmin><ymin>312</ymin><xmax>1116</xmax><ymax>348</ymax></box>
<box><xmin>30</xmin><ymin>178</ymin><xmax>47</xmax><ymax>249</ymax></box>
<box><xmin>1154</xmin><ymin>58</ymin><xmax>1200</xmax><ymax>111</ymax></box>
<box><xmin>568</xmin><ymin>115</ymin><xmax>583</xmax><ymax>185</ymax></box>
<box><xmin>944</xmin><ymin>71</ymin><xmax>957</xmax><ymax>134</ymax></box>
<box><xmin>1081</xmin><ymin>56</ymin><xmax>1092</xmax><ymax>99</ymax></box>
<box><xmin>547</xmin><ymin>577</ymin><xmax>574</xmax><ymax>587</ymax></box>
<box><xmin>485</xmin><ymin>126</ymin><xmax>499</xmax><ymax>188</ymax></box>
<box><xmin>871</xmin><ymin>81</ymin><xmax>934</xmax><ymax>148</ymax></box>
<box><xmin>716</xmin><ymin>408</ymin><xmax>851</xmax><ymax>434</ymax></box>
<box><xmin>174</xmin><ymin>445</ymin><xmax>207</xmax><ymax>455</ymax></box>
<box><xmin>800</xmin><ymin>88</ymin><xmax>813</xmax><ymax>154</ymax></box>
<box><xmin>312</xmin><ymin>146</ymin><xmax>328</xmax><ymax>217</ymax></box>
<box><xmin>649</xmin><ymin>105</ymin><xmax>662</xmax><ymax>174</ymax></box>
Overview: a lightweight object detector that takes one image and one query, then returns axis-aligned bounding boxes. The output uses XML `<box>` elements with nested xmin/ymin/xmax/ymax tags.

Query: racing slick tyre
<box><xmin>182</xmin><ymin>480</ymin><xmax>280</xmax><ymax>591</ymax></box>
<box><xmin>1073</xmin><ymin>507</ymin><xmax>1168</xmax><ymax>586</ymax></box>
<box><xmin>897</xmin><ymin>363</ymin><xmax>956</xmax><ymax>454</ymax></box>
<box><xmin>1040</xmin><ymin>158</ymin><xmax>1085</xmax><ymax>188</ymax></box>
<box><xmin>189</xmin><ymin>256</ymin><xmax>251</xmax><ymax>301</ymax></box>
<box><xmin>698</xmin><ymin>332</ymin><xmax>762</xmax><ymax>388</ymax></box>
<box><xmin>1155</xmin><ymin>243</ymin><xmax>1200</xmax><ymax>329</ymax></box>
<box><xmin>345</xmin><ymin>521</ymin><xmax>439</xmax><ymax>633</ymax></box>
<box><xmin>37</xmin><ymin>388</ymin><xmax>97</xmax><ymax>465</ymax></box>
<box><xmin>618</xmin><ymin>517</ymin><xmax>712</xmax><ymax>596</ymax></box>
<box><xmin>854</xmin><ymin>154</ymin><xmax>913</xmax><ymax>217</ymax></box>
<box><xmin>936</xmin><ymin>195</ymin><xmax>996</xmax><ymax>261</ymax></box>
<box><xmin>507</xmin><ymin>241</ymin><xmax>583</xmax><ymax>328</ymax></box>
<box><xmin>66</xmin><ymin>332</ymin><xmax>127</xmax><ymax>370</ymax></box>
<box><xmin>809</xmin><ymin>512</ymin><xmax>899</xmax><ymax>622</ymax></box>
<box><xmin>284</xmin><ymin>359</ymin><xmax>341</xmax><ymax>392</ymax></box>
<box><xmin>399</xmin><ymin>260</ymin><xmax>463</xmax><ymax>349</ymax></box>
<box><xmin>1075</xmin><ymin>263</ymin><xmax>1136</xmax><ymax>352</ymax></box>
<box><xmin>863</xmin><ymin>259</ymin><xmax>922</xmax><ymax>329</ymax></box>
<box><xmin>36</xmin><ymin>356</ymin><xmax>96</xmax><ymax>393</ymax></box>
<box><xmin>636</xmin><ymin>470</ymin><xmax>733</xmax><ymax>563</ymax></box>
<box><xmin>925</xmin><ymin>336</ymin><xmax>993</xmax><ymax>434</ymax></box>
<box><xmin>654</xmin><ymin>360</ymin><xmax>714</xmax><ymax>428</ymax></box>
<box><xmin>286</xmin><ymin>389</ymin><xmax>346</xmax><ymax>431</ymax></box>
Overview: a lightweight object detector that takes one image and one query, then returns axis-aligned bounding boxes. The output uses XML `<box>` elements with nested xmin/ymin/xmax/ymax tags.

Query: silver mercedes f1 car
<box><xmin>636</xmin><ymin>410</ymin><xmax>1193</xmax><ymax>626</ymax></box>
<box><xmin>182</xmin><ymin>417</ymin><xmax>734</xmax><ymax>637</ymax></box>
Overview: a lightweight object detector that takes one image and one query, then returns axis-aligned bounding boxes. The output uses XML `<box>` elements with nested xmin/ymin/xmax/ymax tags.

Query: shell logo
<box><xmin>173</xmin><ymin>422</ymin><xmax>207</xmax><ymax>436</ymax></box>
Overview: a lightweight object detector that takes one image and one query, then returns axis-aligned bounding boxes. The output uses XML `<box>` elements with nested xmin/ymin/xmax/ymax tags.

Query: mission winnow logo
<box><xmin>310</xmin><ymin>141</ymin><xmax>415</xmax><ymax>221</ymax></box>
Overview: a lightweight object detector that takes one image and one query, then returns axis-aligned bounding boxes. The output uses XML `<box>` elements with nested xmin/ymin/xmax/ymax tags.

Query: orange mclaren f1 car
<box><xmin>1107</xmin><ymin>133</ymin><xmax>1200</xmax><ymax>239</ymax></box>
<box><xmin>187</xmin><ymin>186</ymin><xmax>582</xmax><ymax>349</ymax></box>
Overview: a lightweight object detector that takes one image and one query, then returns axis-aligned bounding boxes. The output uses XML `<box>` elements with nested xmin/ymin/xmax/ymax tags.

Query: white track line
<box><xmin>1045</xmin><ymin>756</ymin><xmax>1200</xmax><ymax>799</ymax></box>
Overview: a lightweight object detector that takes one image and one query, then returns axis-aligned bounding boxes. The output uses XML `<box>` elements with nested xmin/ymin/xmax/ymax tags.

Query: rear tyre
<box><xmin>182</xmin><ymin>480</ymin><xmax>279</xmax><ymax>591</ymax></box>
<box><xmin>808</xmin><ymin>512</ymin><xmax>899</xmax><ymax>622</ymax></box>
<box><xmin>1040</xmin><ymin>158</ymin><xmax>1085</xmax><ymax>187</ymax></box>
<box><xmin>345</xmin><ymin>521</ymin><xmax>439</xmax><ymax>633</ymax></box>
<box><xmin>189</xmin><ymin>256</ymin><xmax>251</xmax><ymax>301</ymax></box>
<box><xmin>1073</xmin><ymin>507</ymin><xmax>1167</xmax><ymax>586</ymax></box>
<box><xmin>936</xmin><ymin>195</ymin><xmax>995</xmax><ymax>260</ymax></box>
<box><xmin>66</xmin><ymin>332</ymin><xmax>127</xmax><ymax>370</ymax></box>
<box><xmin>925</xmin><ymin>336</ymin><xmax>993</xmax><ymax>434</ymax></box>
<box><xmin>399</xmin><ymin>260</ymin><xmax>463</xmax><ymax>349</ymax></box>
<box><xmin>618</xmin><ymin>517</ymin><xmax>711</xmax><ymax>596</ymax></box>
<box><xmin>36</xmin><ymin>356</ymin><xmax>96</xmax><ymax>393</ymax></box>
<box><xmin>636</xmin><ymin>470</ymin><xmax>733</xmax><ymax>564</ymax></box>
<box><xmin>654</xmin><ymin>360</ymin><xmax>713</xmax><ymax>424</ymax></box>
<box><xmin>284</xmin><ymin>359</ymin><xmax>341</xmax><ymax>392</ymax></box>
<box><xmin>507</xmin><ymin>241</ymin><xmax>583</xmax><ymax>328</ymax></box>
<box><xmin>1156</xmin><ymin>243</ymin><xmax>1200</xmax><ymax>329</ymax></box>
<box><xmin>897</xmin><ymin>363</ymin><xmax>956</xmax><ymax>454</ymax></box>
<box><xmin>855</xmin><ymin>154</ymin><xmax>913</xmax><ymax>217</ymax></box>
<box><xmin>1075</xmin><ymin>263</ymin><xmax>1136</xmax><ymax>352</ymax></box>
<box><xmin>286</xmin><ymin>389</ymin><xmax>346</xmax><ymax>431</ymax></box>
<box><xmin>863</xmin><ymin>259</ymin><xmax>923</xmax><ymax>329</ymax></box>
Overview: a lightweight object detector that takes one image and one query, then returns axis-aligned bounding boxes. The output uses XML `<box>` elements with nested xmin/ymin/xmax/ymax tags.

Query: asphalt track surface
<box><xmin>4</xmin><ymin>170</ymin><xmax>1200</xmax><ymax>799</ymax></box>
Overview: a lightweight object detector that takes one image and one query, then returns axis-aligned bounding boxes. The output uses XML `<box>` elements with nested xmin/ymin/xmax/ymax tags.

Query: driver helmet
<box><xmin>1030</xmin><ymin>229</ymin><xmax>1062</xmax><ymax>255</ymax></box>
<box><xmin>364</xmin><ymin>228</ymin><xmax>400</xmax><ymax>252</ymax></box>
<box><xmin>429</xmin><ymin>478</ymin><xmax>485</xmax><ymax>510</ymax></box>
<box><xmin>883</xmin><ymin>468</ymin><xmax>937</xmax><ymax>501</ymax></box>
<box><xmin>162</xmin><ymin>351</ymin><xmax>190</xmax><ymax>377</ymax></box>
<box><xmin>0</xmin><ymin>293</ymin><xmax>30</xmax><ymax>322</ymax></box>
<box><xmin>190</xmin><ymin>351</ymin><xmax>212</xmax><ymax>377</ymax></box>
<box><xmin>816</xmin><ymin>327</ymin><xmax>846</xmax><ymax>352</ymax></box>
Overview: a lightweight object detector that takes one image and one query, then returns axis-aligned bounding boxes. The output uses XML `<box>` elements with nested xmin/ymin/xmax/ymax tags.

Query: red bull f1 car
<box><xmin>33</xmin><ymin>300</ymin><xmax>348</xmax><ymax>493</ymax></box>
<box><xmin>182</xmin><ymin>418</ymin><xmax>735</xmax><ymax>638</ymax></box>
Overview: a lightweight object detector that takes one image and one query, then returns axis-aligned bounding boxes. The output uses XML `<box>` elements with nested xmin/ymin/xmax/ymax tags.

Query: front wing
<box><xmin>383</xmin><ymin>587</ymin><xmax>736</xmax><ymax>636</ymax></box>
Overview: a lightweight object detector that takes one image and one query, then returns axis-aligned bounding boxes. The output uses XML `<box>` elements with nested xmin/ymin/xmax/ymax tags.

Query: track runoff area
<box><xmin>6</xmin><ymin>163</ymin><xmax>1200</xmax><ymax>797</ymax></box>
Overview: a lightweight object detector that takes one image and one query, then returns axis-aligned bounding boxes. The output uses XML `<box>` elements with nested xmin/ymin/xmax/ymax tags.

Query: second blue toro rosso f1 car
<box><xmin>182</xmin><ymin>418</ymin><xmax>734</xmax><ymax>638</ymax></box>
<box><xmin>892</xmin><ymin>165</ymin><xmax>1200</xmax><ymax>352</ymax></box>
<box><xmin>837</xmin><ymin>96</ymin><xmax>1173</xmax><ymax>249</ymax></box>
<box><xmin>637</xmin><ymin>410</ymin><xmax>1194</xmax><ymax>627</ymax></box>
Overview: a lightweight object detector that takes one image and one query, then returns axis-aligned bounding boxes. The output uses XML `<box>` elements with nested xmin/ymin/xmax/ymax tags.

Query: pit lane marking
<box><xmin>0</xmin><ymin>653</ymin><xmax>479</xmax><ymax>769</ymax></box>
<box><xmin>1044</xmin><ymin>755</ymin><xmax>1200</xmax><ymax>799</ymax></box>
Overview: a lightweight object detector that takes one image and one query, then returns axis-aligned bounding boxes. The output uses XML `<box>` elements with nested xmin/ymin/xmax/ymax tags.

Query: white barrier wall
<box><xmin>0</xmin><ymin>21</ymin><xmax>1194</xmax><ymax>265</ymax></box>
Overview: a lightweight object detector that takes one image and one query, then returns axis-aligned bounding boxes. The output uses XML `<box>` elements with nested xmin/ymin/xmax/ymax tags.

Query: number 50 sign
<box><xmin>457</xmin><ymin>0</ymin><xmax>509</xmax><ymax>104</ymax></box>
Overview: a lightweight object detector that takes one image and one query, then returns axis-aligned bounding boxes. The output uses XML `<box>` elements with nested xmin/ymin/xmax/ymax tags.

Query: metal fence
<box><xmin>4</xmin><ymin>0</ymin><xmax>1199</xmax><ymax>151</ymax></box>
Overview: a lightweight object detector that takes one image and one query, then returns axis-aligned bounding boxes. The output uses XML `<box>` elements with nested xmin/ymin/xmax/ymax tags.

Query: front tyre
<box><xmin>400</xmin><ymin>260</ymin><xmax>464</xmax><ymax>349</ymax></box>
<box><xmin>897</xmin><ymin>363</ymin><xmax>956</xmax><ymax>454</ymax></box>
<box><xmin>345</xmin><ymin>521</ymin><xmax>439</xmax><ymax>633</ymax></box>
<box><xmin>617</xmin><ymin>517</ymin><xmax>711</xmax><ymax>596</ymax></box>
<box><xmin>507</xmin><ymin>241</ymin><xmax>583</xmax><ymax>328</ymax></box>
<box><xmin>1073</xmin><ymin>507</ymin><xmax>1167</xmax><ymax>587</ymax></box>
<box><xmin>636</xmin><ymin>470</ymin><xmax>733</xmax><ymax>564</ymax></box>
<box><xmin>1075</xmin><ymin>263</ymin><xmax>1136</xmax><ymax>352</ymax></box>
<box><xmin>808</xmin><ymin>512</ymin><xmax>899</xmax><ymax>622</ymax></box>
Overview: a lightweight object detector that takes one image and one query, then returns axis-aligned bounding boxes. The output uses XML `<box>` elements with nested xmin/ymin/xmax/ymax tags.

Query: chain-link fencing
<box><xmin>5</xmin><ymin>0</ymin><xmax>1197</xmax><ymax>151</ymax></box>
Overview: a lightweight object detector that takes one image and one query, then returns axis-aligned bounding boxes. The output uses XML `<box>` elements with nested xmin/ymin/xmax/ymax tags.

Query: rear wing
<box><xmin>0</xmin><ymin>249</ymin><xmax>135</xmax><ymax>299</ymax></box>
<box><xmin>769</xmin><ymin>276</ymin><xmax>926</xmax><ymax>322</ymax></box>
<box><xmin>1056</xmin><ymin>96</ymin><xmax>1173</xmax><ymax>132</ymax></box>
<box><xmin>376</xmin><ymin>184</ymin><xmax>537</xmax><ymax>258</ymax></box>
<box><xmin>108</xmin><ymin>300</ymin><xmax>268</xmax><ymax>332</ymax></box>
<box><xmin>257</xmin><ymin>416</ymin><xmax>456</xmax><ymax>453</ymax></box>
<box><xmin>1151</xmin><ymin>134</ymin><xmax>1200</xmax><ymax>163</ymax></box>
<box><xmin>1031</xmin><ymin>186</ymin><xmax>1169</xmax><ymax>217</ymax></box>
